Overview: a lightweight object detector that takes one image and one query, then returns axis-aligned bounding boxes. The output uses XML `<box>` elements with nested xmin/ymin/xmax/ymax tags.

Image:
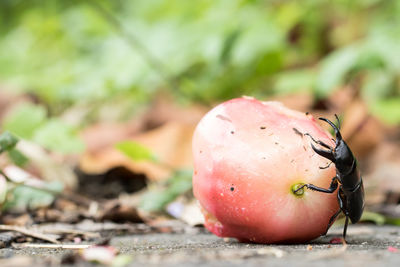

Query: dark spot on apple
<box><xmin>260</xmin><ymin>126</ymin><xmax>266</xmax><ymax>130</ymax></box>
<box><xmin>200</xmin><ymin>150</ymin><xmax>203</xmax><ymax>153</ymax></box>
<box><xmin>305</xmin><ymin>112</ymin><xmax>309</xmax><ymax>115</ymax></box>
<box><xmin>230</xmin><ymin>187</ymin><xmax>234</xmax><ymax>191</ymax></box>
<box><xmin>231</xmin><ymin>131</ymin><xmax>235</xmax><ymax>134</ymax></box>
<box><xmin>275</xmin><ymin>142</ymin><xmax>279</xmax><ymax>145</ymax></box>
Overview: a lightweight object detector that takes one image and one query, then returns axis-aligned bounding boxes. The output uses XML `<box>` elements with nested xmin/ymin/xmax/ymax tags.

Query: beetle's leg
<box><xmin>343</xmin><ymin>216</ymin><xmax>349</xmax><ymax>241</ymax></box>
<box><xmin>323</xmin><ymin>189</ymin><xmax>345</xmax><ymax>236</ymax></box>
<box><xmin>295</xmin><ymin>177</ymin><xmax>338</xmax><ymax>194</ymax></box>
<box><xmin>319</xmin><ymin>161</ymin><xmax>333</xmax><ymax>169</ymax></box>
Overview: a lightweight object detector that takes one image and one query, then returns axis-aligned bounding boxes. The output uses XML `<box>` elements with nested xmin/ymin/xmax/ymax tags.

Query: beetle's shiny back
<box><xmin>342</xmin><ymin>180</ymin><xmax>365</xmax><ymax>224</ymax></box>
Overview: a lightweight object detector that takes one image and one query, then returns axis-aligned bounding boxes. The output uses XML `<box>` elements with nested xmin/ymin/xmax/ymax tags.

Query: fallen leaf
<box><xmin>100</xmin><ymin>199</ymin><xmax>143</xmax><ymax>223</ymax></box>
<box><xmin>81</xmin><ymin>94</ymin><xmax>207</xmax><ymax>155</ymax></box>
<box><xmin>15</xmin><ymin>140</ymin><xmax>78</xmax><ymax>189</ymax></box>
<box><xmin>340</xmin><ymin>100</ymin><xmax>385</xmax><ymax>158</ymax></box>
<box><xmin>270</xmin><ymin>92</ymin><xmax>313</xmax><ymax>112</ymax></box>
<box><xmin>363</xmin><ymin>141</ymin><xmax>400</xmax><ymax>205</ymax></box>
<box><xmin>81</xmin><ymin>121</ymin><xmax>142</xmax><ymax>154</ymax></box>
<box><xmin>80</xmin><ymin>121</ymin><xmax>195</xmax><ymax>181</ymax></box>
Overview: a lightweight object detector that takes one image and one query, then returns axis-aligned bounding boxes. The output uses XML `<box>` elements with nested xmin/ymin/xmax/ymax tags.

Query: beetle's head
<box><xmin>318</xmin><ymin>117</ymin><xmax>355</xmax><ymax>173</ymax></box>
<box><xmin>333</xmin><ymin>139</ymin><xmax>355</xmax><ymax>173</ymax></box>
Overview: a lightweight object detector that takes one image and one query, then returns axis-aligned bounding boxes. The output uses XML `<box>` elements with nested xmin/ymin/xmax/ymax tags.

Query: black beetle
<box><xmin>295</xmin><ymin>115</ymin><xmax>365</xmax><ymax>241</ymax></box>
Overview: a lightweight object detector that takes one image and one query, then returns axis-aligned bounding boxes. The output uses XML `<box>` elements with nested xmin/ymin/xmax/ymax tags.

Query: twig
<box><xmin>42</xmin><ymin>228</ymin><xmax>100</xmax><ymax>238</ymax></box>
<box><xmin>12</xmin><ymin>243</ymin><xmax>91</xmax><ymax>249</ymax></box>
<box><xmin>0</xmin><ymin>225</ymin><xmax>60</xmax><ymax>244</ymax></box>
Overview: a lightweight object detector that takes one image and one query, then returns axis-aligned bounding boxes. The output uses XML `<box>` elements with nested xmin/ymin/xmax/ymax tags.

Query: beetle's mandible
<box><xmin>295</xmin><ymin>115</ymin><xmax>365</xmax><ymax>241</ymax></box>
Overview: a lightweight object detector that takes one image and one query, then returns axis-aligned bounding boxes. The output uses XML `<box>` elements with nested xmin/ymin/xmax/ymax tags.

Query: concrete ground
<box><xmin>1</xmin><ymin>224</ymin><xmax>400</xmax><ymax>266</ymax></box>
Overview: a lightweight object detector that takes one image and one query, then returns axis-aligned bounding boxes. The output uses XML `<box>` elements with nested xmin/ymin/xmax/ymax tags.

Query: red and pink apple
<box><xmin>192</xmin><ymin>97</ymin><xmax>339</xmax><ymax>244</ymax></box>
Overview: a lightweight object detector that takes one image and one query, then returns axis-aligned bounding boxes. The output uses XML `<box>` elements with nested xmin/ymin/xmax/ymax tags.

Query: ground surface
<box><xmin>0</xmin><ymin>224</ymin><xmax>400</xmax><ymax>266</ymax></box>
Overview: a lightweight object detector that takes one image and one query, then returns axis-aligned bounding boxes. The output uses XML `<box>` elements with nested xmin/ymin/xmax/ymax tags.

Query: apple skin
<box><xmin>192</xmin><ymin>97</ymin><xmax>339</xmax><ymax>244</ymax></box>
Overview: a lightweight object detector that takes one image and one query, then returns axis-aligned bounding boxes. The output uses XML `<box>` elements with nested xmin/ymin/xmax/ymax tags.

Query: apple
<box><xmin>192</xmin><ymin>97</ymin><xmax>339</xmax><ymax>243</ymax></box>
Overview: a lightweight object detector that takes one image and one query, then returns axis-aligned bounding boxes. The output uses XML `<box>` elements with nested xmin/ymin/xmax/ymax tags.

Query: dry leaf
<box><xmin>271</xmin><ymin>92</ymin><xmax>313</xmax><ymax>112</ymax></box>
<box><xmin>80</xmin><ymin>121</ymin><xmax>195</xmax><ymax>181</ymax></box>
<box><xmin>16</xmin><ymin>141</ymin><xmax>78</xmax><ymax>189</ymax></box>
<box><xmin>341</xmin><ymin>100</ymin><xmax>385</xmax><ymax>158</ymax></box>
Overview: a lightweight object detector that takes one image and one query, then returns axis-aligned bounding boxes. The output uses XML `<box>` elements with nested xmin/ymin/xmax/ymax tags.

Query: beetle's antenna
<box><xmin>335</xmin><ymin>114</ymin><xmax>341</xmax><ymax>130</ymax></box>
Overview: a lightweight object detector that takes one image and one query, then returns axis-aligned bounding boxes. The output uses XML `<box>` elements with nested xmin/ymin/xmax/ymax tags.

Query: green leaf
<box><xmin>115</xmin><ymin>141</ymin><xmax>156</xmax><ymax>162</ymax></box>
<box><xmin>0</xmin><ymin>131</ymin><xmax>19</xmax><ymax>154</ymax></box>
<box><xmin>369</xmin><ymin>97</ymin><xmax>400</xmax><ymax>125</ymax></box>
<box><xmin>140</xmin><ymin>169</ymin><xmax>193</xmax><ymax>212</ymax></box>
<box><xmin>315</xmin><ymin>45</ymin><xmax>361</xmax><ymax>98</ymax></box>
<box><xmin>0</xmin><ymin>176</ymin><xmax>6</xmax><ymax>204</ymax></box>
<box><xmin>273</xmin><ymin>69</ymin><xmax>316</xmax><ymax>95</ymax></box>
<box><xmin>360</xmin><ymin>211</ymin><xmax>385</xmax><ymax>225</ymax></box>
<box><xmin>385</xmin><ymin>217</ymin><xmax>400</xmax><ymax>226</ymax></box>
<box><xmin>3</xmin><ymin>103</ymin><xmax>47</xmax><ymax>139</ymax></box>
<box><xmin>362</xmin><ymin>70</ymin><xmax>394</xmax><ymax>101</ymax></box>
<box><xmin>220</xmin><ymin>28</ymin><xmax>242</xmax><ymax>64</ymax></box>
<box><xmin>33</xmin><ymin>119</ymin><xmax>85</xmax><ymax>154</ymax></box>
<box><xmin>7</xmin><ymin>148</ymin><xmax>29</xmax><ymax>167</ymax></box>
<box><xmin>3</xmin><ymin>181</ymin><xmax>63</xmax><ymax>212</ymax></box>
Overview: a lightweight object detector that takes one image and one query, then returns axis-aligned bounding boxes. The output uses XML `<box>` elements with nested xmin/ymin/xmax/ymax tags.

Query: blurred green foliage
<box><xmin>0</xmin><ymin>131</ymin><xmax>18</xmax><ymax>153</ymax></box>
<box><xmin>0</xmin><ymin>131</ymin><xmax>63</xmax><ymax>211</ymax></box>
<box><xmin>140</xmin><ymin>169</ymin><xmax>193</xmax><ymax>212</ymax></box>
<box><xmin>3</xmin><ymin>103</ymin><xmax>84</xmax><ymax>153</ymax></box>
<box><xmin>2</xmin><ymin>181</ymin><xmax>63</xmax><ymax>211</ymax></box>
<box><xmin>0</xmin><ymin>131</ymin><xmax>28</xmax><ymax>166</ymax></box>
<box><xmin>116</xmin><ymin>140</ymin><xmax>157</xmax><ymax>162</ymax></box>
<box><xmin>0</xmin><ymin>0</ymin><xmax>399</xmax><ymax>124</ymax></box>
